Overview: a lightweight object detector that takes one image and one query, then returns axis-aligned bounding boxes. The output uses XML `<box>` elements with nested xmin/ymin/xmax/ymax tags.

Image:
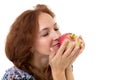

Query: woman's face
<box><xmin>33</xmin><ymin>13</ymin><xmax>61</xmax><ymax>55</ymax></box>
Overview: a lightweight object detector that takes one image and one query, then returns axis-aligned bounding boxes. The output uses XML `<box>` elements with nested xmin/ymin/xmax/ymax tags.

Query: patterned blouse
<box><xmin>2</xmin><ymin>67</ymin><xmax>35</xmax><ymax>80</ymax></box>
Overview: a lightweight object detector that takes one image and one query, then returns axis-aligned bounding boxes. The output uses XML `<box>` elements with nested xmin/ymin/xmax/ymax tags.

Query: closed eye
<box><xmin>54</xmin><ymin>23</ymin><xmax>59</xmax><ymax>31</ymax></box>
<box><xmin>54</xmin><ymin>28</ymin><xmax>59</xmax><ymax>31</ymax></box>
<box><xmin>42</xmin><ymin>32</ymin><xmax>49</xmax><ymax>37</ymax></box>
<box><xmin>39</xmin><ymin>28</ymin><xmax>49</xmax><ymax>37</ymax></box>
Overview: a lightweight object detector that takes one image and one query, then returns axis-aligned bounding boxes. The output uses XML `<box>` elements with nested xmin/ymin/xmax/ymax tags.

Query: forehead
<box><xmin>38</xmin><ymin>13</ymin><xmax>55</xmax><ymax>30</ymax></box>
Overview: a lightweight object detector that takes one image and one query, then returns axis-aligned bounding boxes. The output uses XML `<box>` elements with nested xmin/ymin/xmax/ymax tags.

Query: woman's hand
<box><xmin>66</xmin><ymin>35</ymin><xmax>85</xmax><ymax>66</ymax></box>
<box><xmin>49</xmin><ymin>35</ymin><xmax>85</xmax><ymax>71</ymax></box>
<box><xmin>49</xmin><ymin>35</ymin><xmax>85</xmax><ymax>78</ymax></box>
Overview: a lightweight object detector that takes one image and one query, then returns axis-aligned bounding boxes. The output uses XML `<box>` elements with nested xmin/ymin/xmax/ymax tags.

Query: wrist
<box><xmin>52</xmin><ymin>70</ymin><xmax>66</xmax><ymax>80</ymax></box>
<box><xmin>52</xmin><ymin>69</ymin><xmax>65</xmax><ymax>75</ymax></box>
<box><xmin>66</xmin><ymin>65</ymin><xmax>73</xmax><ymax>72</ymax></box>
<box><xmin>65</xmin><ymin>65</ymin><xmax>74</xmax><ymax>80</ymax></box>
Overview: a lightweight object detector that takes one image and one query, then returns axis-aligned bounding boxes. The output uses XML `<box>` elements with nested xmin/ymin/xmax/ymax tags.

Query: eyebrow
<box><xmin>41</xmin><ymin>28</ymin><xmax>48</xmax><ymax>31</ymax></box>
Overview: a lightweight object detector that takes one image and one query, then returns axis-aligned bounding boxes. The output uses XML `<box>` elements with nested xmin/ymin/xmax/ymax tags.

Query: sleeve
<box><xmin>2</xmin><ymin>71</ymin><xmax>24</xmax><ymax>80</ymax></box>
<box><xmin>2</xmin><ymin>68</ymin><xmax>34</xmax><ymax>80</ymax></box>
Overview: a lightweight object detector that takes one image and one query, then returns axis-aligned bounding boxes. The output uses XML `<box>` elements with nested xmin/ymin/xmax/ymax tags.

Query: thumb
<box><xmin>49</xmin><ymin>48</ymin><xmax>56</xmax><ymax>60</ymax></box>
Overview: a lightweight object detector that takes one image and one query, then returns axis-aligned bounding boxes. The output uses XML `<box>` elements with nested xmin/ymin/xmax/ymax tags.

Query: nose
<box><xmin>51</xmin><ymin>31</ymin><xmax>61</xmax><ymax>40</ymax></box>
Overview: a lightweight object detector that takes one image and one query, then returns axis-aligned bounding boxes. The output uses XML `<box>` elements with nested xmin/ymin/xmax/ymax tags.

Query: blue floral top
<box><xmin>2</xmin><ymin>67</ymin><xmax>35</xmax><ymax>80</ymax></box>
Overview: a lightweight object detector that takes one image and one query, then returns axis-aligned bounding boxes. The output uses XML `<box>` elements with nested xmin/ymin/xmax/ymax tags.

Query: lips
<box><xmin>51</xmin><ymin>42</ymin><xmax>60</xmax><ymax>52</ymax></box>
<box><xmin>52</xmin><ymin>42</ymin><xmax>60</xmax><ymax>47</ymax></box>
<box><xmin>53</xmin><ymin>43</ymin><xmax>60</xmax><ymax>47</ymax></box>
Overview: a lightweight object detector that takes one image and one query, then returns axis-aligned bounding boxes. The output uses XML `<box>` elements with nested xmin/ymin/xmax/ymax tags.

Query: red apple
<box><xmin>59</xmin><ymin>33</ymin><xmax>82</xmax><ymax>47</ymax></box>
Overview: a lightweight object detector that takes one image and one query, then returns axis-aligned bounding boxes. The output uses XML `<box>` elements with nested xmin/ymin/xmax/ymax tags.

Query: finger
<box><xmin>79</xmin><ymin>40</ymin><xmax>85</xmax><ymax>54</ymax></box>
<box><xmin>71</xmin><ymin>48</ymin><xmax>84</xmax><ymax>63</ymax></box>
<box><xmin>49</xmin><ymin>48</ymin><xmax>56</xmax><ymax>60</ymax></box>
<box><xmin>57</xmin><ymin>39</ymin><xmax>69</xmax><ymax>56</ymax></box>
<box><xmin>79</xmin><ymin>37</ymin><xmax>85</xmax><ymax>50</ymax></box>
<box><xmin>78</xmin><ymin>35</ymin><xmax>85</xmax><ymax>49</ymax></box>
<box><xmin>69</xmin><ymin>35</ymin><xmax>85</xmax><ymax>64</ymax></box>
<box><xmin>63</xmin><ymin>42</ymin><xmax>75</xmax><ymax>57</ymax></box>
<box><xmin>78</xmin><ymin>35</ymin><xmax>83</xmax><ymax>40</ymax></box>
<box><xmin>66</xmin><ymin>46</ymin><xmax>79</xmax><ymax>65</ymax></box>
<box><xmin>72</xmin><ymin>40</ymin><xmax>85</xmax><ymax>61</ymax></box>
<box><xmin>69</xmin><ymin>45</ymin><xmax>80</xmax><ymax>59</ymax></box>
<box><xmin>70</xmin><ymin>38</ymin><xmax>85</xmax><ymax>57</ymax></box>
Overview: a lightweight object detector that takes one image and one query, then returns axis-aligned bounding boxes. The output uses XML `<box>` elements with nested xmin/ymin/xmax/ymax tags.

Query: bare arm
<box><xmin>52</xmin><ymin>70</ymin><xmax>66</xmax><ymax>80</ymax></box>
<box><xmin>65</xmin><ymin>65</ymin><xmax>74</xmax><ymax>80</ymax></box>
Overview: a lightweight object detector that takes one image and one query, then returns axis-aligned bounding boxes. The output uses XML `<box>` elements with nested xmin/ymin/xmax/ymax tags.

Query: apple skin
<box><xmin>59</xmin><ymin>33</ymin><xmax>82</xmax><ymax>47</ymax></box>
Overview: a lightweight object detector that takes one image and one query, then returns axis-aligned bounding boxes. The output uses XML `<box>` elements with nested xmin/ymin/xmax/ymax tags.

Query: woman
<box><xmin>2</xmin><ymin>4</ymin><xmax>85</xmax><ymax>80</ymax></box>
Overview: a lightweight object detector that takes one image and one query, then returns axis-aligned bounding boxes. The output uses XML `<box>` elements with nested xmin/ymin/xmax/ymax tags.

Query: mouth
<box><xmin>52</xmin><ymin>42</ymin><xmax>60</xmax><ymax>47</ymax></box>
<box><xmin>51</xmin><ymin>42</ymin><xmax>60</xmax><ymax>53</ymax></box>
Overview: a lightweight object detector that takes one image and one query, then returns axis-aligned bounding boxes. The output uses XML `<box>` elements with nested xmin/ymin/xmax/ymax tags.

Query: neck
<box><xmin>31</xmin><ymin>53</ymin><xmax>49</xmax><ymax>72</ymax></box>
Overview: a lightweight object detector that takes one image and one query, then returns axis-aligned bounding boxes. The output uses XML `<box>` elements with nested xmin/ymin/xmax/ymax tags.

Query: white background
<box><xmin>0</xmin><ymin>0</ymin><xmax>120</xmax><ymax>80</ymax></box>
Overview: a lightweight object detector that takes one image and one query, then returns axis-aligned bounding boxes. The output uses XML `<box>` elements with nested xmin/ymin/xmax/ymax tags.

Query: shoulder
<box><xmin>2</xmin><ymin>67</ymin><xmax>35</xmax><ymax>80</ymax></box>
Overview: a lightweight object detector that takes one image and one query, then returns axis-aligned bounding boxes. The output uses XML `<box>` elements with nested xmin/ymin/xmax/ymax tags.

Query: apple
<box><xmin>59</xmin><ymin>33</ymin><xmax>82</xmax><ymax>47</ymax></box>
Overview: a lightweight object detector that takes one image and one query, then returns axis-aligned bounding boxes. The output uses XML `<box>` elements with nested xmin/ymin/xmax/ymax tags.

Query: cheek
<box><xmin>34</xmin><ymin>39</ymin><xmax>51</xmax><ymax>55</ymax></box>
